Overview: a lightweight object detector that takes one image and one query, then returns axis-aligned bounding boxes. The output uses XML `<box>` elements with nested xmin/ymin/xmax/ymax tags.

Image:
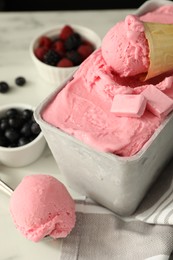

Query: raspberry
<box><xmin>34</xmin><ymin>24</ymin><xmax>96</xmax><ymax>68</ymax></box>
<box><xmin>66</xmin><ymin>51</ymin><xmax>82</xmax><ymax>66</ymax></box>
<box><xmin>39</xmin><ymin>36</ymin><xmax>52</xmax><ymax>48</ymax></box>
<box><xmin>53</xmin><ymin>40</ymin><xmax>65</xmax><ymax>56</ymax></box>
<box><xmin>82</xmin><ymin>39</ymin><xmax>94</xmax><ymax>47</ymax></box>
<box><xmin>78</xmin><ymin>44</ymin><xmax>94</xmax><ymax>60</ymax></box>
<box><xmin>64</xmin><ymin>33</ymin><xmax>82</xmax><ymax>51</ymax></box>
<box><xmin>59</xmin><ymin>25</ymin><xmax>74</xmax><ymax>40</ymax></box>
<box><xmin>34</xmin><ymin>47</ymin><xmax>47</xmax><ymax>61</ymax></box>
<box><xmin>57</xmin><ymin>58</ymin><xmax>73</xmax><ymax>67</ymax></box>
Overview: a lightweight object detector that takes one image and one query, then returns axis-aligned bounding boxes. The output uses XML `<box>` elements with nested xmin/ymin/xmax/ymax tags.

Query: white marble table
<box><xmin>0</xmin><ymin>9</ymin><xmax>134</xmax><ymax>260</ymax></box>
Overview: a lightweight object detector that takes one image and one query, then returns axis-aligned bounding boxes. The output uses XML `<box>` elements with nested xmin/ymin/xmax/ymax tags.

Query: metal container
<box><xmin>34</xmin><ymin>0</ymin><xmax>173</xmax><ymax>216</ymax></box>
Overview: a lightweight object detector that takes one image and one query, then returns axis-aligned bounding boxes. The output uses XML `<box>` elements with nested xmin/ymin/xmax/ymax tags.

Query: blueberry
<box><xmin>15</xmin><ymin>77</ymin><xmax>26</xmax><ymax>86</ymax></box>
<box><xmin>0</xmin><ymin>135</ymin><xmax>8</xmax><ymax>147</ymax></box>
<box><xmin>0</xmin><ymin>107</ymin><xmax>42</xmax><ymax>148</ymax></box>
<box><xmin>0</xmin><ymin>82</ymin><xmax>10</xmax><ymax>93</ymax></box>
<box><xmin>0</xmin><ymin>118</ymin><xmax>9</xmax><ymax>131</ymax></box>
<box><xmin>21</xmin><ymin>109</ymin><xmax>33</xmax><ymax>121</ymax></box>
<box><xmin>6</xmin><ymin>108</ymin><xmax>19</xmax><ymax>118</ymax></box>
<box><xmin>21</xmin><ymin>122</ymin><xmax>32</xmax><ymax>137</ymax></box>
<box><xmin>5</xmin><ymin>128</ymin><xmax>19</xmax><ymax>143</ymax></box>
<box><xmin>31</xmin><ymin>122</ymin><xmax>41</xmax><ymax>135</ymax></box>
<box><xmin>8</xmin><ymin>142</ymin><xmax>18</xmax><ymax>148</ymax></box>
<box><xmin>8</xmin><ymin>116</ymin><xmax>22</xmax><ymax>129</ymax></box>
<box><xmin>18</xmin><ymin>137</ymin><xmax>30</xmax><ymax>146</ymax></box>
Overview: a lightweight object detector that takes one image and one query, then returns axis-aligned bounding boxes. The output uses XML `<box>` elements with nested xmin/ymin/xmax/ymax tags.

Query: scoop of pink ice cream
<box><xmin>9</xmin><ymin>174</ymin><xmax>76</xmax><ymax>242</ymax></box>
<box><xmin>101</xmin><ymin>15</ymin><xmax>150</xmax><ymax>77</ymax></box>
<box><xmin>140</xmin><ymin>5</ymin><xmax>173</xmax><ymax>23</ymax></box>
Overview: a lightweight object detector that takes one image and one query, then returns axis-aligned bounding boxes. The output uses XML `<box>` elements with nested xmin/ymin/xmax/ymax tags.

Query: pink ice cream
<box><xmin>42</xmin><ymin>5</ymin><xmax>173</xmax><ymax>157</ymax></box>
<box><xmin>102</xmin><ymin>5</ymin><xmax>173</xmax><ymax>78</ymax></box>
<box><xmin>9</xmin><ymin>174</ymin><xmax>76</xmax><ymax>242</ymax></box>
<box><xmin>140</xmin><ymin>5</ymin><xmax>173</xmax><ymax>23</ymax></box>
<box><xmin>102</xmin><ymin>15</ymin><xmax>150</xmax><ymax>77</ymax></box>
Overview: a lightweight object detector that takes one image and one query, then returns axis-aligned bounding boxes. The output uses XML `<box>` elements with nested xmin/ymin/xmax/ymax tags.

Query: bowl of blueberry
<box><xmin>0</xmin><ymin>104</ymin><xmax>46</xmax><ymax>167</ymax></box>
<box><xmin>30</xmin><ymin>24</ymin><xmax>101</xmax><ymax>85</ymax></box>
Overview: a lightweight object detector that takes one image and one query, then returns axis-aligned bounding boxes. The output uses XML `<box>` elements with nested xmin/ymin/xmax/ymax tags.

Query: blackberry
<box><xmin>66</xmin><ymin>51</ymin><xmax>82</xmax><ymax>66</ymax></box>
<box><xmin>35</xmin><ymin>25</ymin><xmax>96</xmax><ymax>68</ymax></box>
<box><xmin>43</xmin><ymin>50</ymin><xmax>61</xmax><ymax>66</ymax></box>
<box><xmin>0</xmin><ymin>81</ymin><xmax>9</xmax><ymax>93</ymax></box>
<box><xmin>64</xmin><ymin>33</ymin><xmax>82</xmax><ymax>51</ymax></box>
<box><xmin>15</xmin><ymin>76</ymin><xmax>26</xmax><ymax>86</ymax></box>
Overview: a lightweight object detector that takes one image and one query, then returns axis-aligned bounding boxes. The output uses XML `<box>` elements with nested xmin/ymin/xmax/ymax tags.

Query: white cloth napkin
<box><xmin>60</xmin><ymin>158</ymin><xmax>173</xmax><ymax>260</ymax></box>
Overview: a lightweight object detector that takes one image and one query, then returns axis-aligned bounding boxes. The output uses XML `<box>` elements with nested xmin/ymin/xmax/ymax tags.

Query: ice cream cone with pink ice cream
<box><xmin>102</xmin><ymin>13</ymin><xmax>173</xmax><ymax>81</ymax></box>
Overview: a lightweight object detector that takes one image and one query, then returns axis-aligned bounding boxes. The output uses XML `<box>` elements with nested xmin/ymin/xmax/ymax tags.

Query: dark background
<box><xmin>0</xmin><ymin>0</ymin><xmax>152</xmax><ymax>11</ymax></box>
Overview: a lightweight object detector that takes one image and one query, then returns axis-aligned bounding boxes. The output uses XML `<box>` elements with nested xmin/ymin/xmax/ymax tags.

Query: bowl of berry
<box><xmin>30</xmin><ymin>24</ymin><xmax>101</xmax><ymax>85</ymax></box>
<box><xmin>0</xmin><ymin>103</ymin><xmax>46</xmax><ymax>167</ymax></box>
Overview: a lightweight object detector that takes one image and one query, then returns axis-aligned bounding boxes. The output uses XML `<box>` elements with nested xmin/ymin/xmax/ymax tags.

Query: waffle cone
<box><xmin>142</xmin><ymin>22</ymin><xmax>173</xmax><ymax>81</ymax></box>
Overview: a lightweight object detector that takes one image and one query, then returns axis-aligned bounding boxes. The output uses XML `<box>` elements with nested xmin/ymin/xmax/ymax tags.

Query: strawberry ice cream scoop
<box><xmin>101</xmin><ymin>15</ymin><xmax>150</xmax><ymax>77</ymax></box>
<box><xmin>9</xmin><ymin>174</ymin><xmax>76</xmax><ymax>242</ymax></box>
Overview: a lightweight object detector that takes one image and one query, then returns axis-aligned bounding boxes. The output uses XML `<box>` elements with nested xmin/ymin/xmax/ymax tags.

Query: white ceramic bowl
<box><xmin>0</xmin><ymin>104</ymin><xmax>46</xmax><ymax>168</ymax></box>
<box><xmin>30</xmin><ymin>24</ymin><xmax>102</xmax><ymax>85</ymax></box>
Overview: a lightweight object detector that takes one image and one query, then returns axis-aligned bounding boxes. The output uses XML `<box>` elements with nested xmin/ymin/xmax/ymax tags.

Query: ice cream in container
<box><xmin>34</xmin><ymin>0</ymin><xmax>173</xmax><ymax>216</ymax></box>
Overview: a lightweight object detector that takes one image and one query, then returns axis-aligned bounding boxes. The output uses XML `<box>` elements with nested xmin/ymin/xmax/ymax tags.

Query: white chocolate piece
<box><xmin>142</xmin><ymin>85</ymin><xmax>173</xmax><ymax>117</ymax></box>
<box><xmin>111</xmin><ymin>94</ymin><xmax>147</xmax><ymax>117</ymax></box>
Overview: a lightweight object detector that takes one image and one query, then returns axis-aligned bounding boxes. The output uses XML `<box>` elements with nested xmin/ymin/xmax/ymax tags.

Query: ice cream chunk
<box><xmin>102</xmin><ymin>15</ymin><xmax>150</xmax><ymax>77</ymax></box>
<box><xmin>9</xmin><ymin>174</ymin><xmax>76</xmax><ymax>242</ymax></box>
